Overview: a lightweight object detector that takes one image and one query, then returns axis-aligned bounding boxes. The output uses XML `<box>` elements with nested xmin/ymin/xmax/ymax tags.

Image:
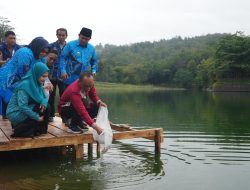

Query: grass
<box><xmin>95</xmin><ymin>81</ymin><xmax>185</xmax><ymax>91</ymax></box>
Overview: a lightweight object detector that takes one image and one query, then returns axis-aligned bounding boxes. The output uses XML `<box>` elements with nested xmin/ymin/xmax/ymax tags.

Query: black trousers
<box><xmin>11</xmin><ymin>104</ymin><xmax>49</xmax><ymax>138</ymax></box>
<box><xmin>1</xmin><ymin>97</ymin><xmax>7</xmax><ymax>117</ymax></box>
<box><xmin>48</xmin><ymin>79</ymin><xmax>65</xmax><ymax>117</ymax></box>
<box><xmin>61</xmin><ymin>103</ymin><xmax>99</xmax><ymax>127</ymax></box>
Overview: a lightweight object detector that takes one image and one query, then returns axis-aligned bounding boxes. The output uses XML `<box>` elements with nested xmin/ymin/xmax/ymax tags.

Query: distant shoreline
<box><xmin>95</xmin><ymin>82</ymin><xmax>186</xmax><ymax>91</ymax></box>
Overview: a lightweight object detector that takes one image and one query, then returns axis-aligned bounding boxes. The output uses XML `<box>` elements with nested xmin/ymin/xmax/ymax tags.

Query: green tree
<box><xmin>0</xmin><ymin>17</ymin><xmax>14</xmax><ymax>42</ymax></box>
<box><xmin>214</xmin><ymin>32</ymin><xmax>250</xmax><ymax>80</ymax></box>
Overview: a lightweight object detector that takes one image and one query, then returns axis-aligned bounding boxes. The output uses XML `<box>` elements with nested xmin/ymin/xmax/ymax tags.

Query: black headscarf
<box><xmin>27</xmin><ymin>37</ymin><xmax>49</xmax><ymax>59</ymax></box>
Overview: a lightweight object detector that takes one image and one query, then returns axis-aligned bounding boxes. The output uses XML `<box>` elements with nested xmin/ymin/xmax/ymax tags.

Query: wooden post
<box><xmin>62</xmin><ymin>146</ymin><xmax>67</xmax><ymax>156</ymax></box>
<box><xmin>88</xmin><ymin>143</ymin><xmax>93</xmax><ymax>157</ymax></box>
<box><xmin>154</xmin><ymin>129</ymin><xmax>162</xmax><ymax>156</ymax></box>
<box><xmin>96</xmin><ymin>142</ymin><xmax>101</xmax><ymax>158</ymax></box>
<box><xmin>75</xmin><ymin>144</ymin><xmax>83</xmax><ymax>160</ymax></box>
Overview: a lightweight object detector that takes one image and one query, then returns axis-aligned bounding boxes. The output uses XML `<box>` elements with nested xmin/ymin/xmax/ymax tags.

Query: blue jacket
<box><xmin>59</xmin><ymin>40</ymin><xmax>98</xmax><ymax>85</ymax></box>
<box><xmin>0</xmin><ymin>47</ymin><xmax>38</xmax><ymax>91</ymax></box>
<box><xmin>0</xmin><ymin>42</ymin><xmax>21</xmax><ymax>62</ymax></box>
<box><xmin>7</xmin><ymin>90</ymin><xmax>39</xmax><ymax>125</ymax></box>
<box><xmin>48</xmin><ymin>41</ymin><xmax>66</xmax><ymax>80</ymax></box>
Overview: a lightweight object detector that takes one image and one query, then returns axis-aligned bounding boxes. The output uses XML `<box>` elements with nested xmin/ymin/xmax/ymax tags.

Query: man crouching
<box><xmin>58</xmin><ymin>72</ymin><xmax>106</xmax><ymax>134</ymax></box>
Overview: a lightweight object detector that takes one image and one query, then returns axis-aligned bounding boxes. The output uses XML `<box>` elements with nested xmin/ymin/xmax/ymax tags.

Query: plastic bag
<box><xmin>93</xmin><ymin>106</ymin><xmax>113</xmax><ymax>153</ymax></box>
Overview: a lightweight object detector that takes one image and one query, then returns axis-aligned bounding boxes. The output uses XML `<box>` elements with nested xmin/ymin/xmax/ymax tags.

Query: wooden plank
<box><xmin>110</xmin><ymin>123</ymin><xmax>132</xmax><ymax>131</ymax></box>
<box><xmin>113</xmin><ymin>128</ymin><xmax>159</xmax><ymax>140</ymax></box>
<box><xmin>0</xmin><ymin>134</ymin><xmax>94</xmax><ymax>151</ymax></box>
<box><xmin>34</xmin><ymin>133</ymin><xmax>55</xmax><ymax>139</ymax></box>
<box><xmin>0</xmin><ymin>122</ymin><xmax>33</xmax><ymax>142</ymax></box>
<box><xmin>50</xmin><ymin>117</ymin><xmax>92</xmax><ymax>134</ymax></box>
<box><xmin>110</xmin><ymin>123</ymin><xmax>164</xmax><ymax>142</ymax></box>
<box><xmin>0</xmin><ymin>128</ymin><xmax>9</xmax><ymax>144</ymax></box>
<box><xmin>47</xmin><ymin>125</ymin><xmax>74</xmax><ymax>137</ymax></box>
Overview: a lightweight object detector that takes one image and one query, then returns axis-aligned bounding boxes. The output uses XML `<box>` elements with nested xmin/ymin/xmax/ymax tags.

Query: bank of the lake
<box><xmin>212</xmin><ymin>80</ymin><xmax>250</xmax><ymax>92</ymax></box>
<box><xmin>95</xmin><ymin>82</ymin><xmax>185</xmax><ymax>91</ymax></box>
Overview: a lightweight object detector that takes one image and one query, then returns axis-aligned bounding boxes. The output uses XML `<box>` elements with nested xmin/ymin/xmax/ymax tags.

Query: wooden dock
<box><xmin>0</xmin><ymin>117</ymin><xmax>164</xmax><ymax>159</ymax></box>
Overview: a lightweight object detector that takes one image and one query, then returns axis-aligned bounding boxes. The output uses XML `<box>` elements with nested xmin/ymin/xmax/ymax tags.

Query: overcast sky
<box><xmin>0</xmin><ymin>0</ymin><xmax>249</xmax><ymax>45</ymax></box>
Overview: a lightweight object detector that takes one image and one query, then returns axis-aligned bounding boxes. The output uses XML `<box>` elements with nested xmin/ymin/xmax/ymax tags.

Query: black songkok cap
<box><xmin>80</xmin><ymin>27</ymin><xmax>92</xmax><ymax>38</ymax></box>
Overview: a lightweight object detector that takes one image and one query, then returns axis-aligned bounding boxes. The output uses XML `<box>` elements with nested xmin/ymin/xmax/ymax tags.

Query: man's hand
<box><xmin>92</xmin><ymin>122</ymin><xmax>104</xmax><ymax>135</ymax></box>
<box><xmin>61</xmin><ymin>73</ymin><xmax>68</xmax><ymax>80</ymax></box>
<box><xmin>98</xmin><ymin>100</ymin><xmax>107</xmax><ymax>107</ymax></box>
<box><xmin>44</xmin><ymin>82</ymin><xmax>54</xmax><ymax>92</ymax></box>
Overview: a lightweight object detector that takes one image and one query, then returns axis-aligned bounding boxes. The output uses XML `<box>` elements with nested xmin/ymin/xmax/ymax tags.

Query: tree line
<box><xmin>96</xmin><ymin>32</ymin><xmax>250</xmax><ymax>89</ymax></box>
<box><xmin>1</xmin><ymin>17</ymin><xmax>250</xmax><ymax>89</ymax></box>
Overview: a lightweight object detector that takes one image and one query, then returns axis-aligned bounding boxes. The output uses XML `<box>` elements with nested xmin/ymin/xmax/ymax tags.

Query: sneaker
<box><xmin>67</xmin><ymin>125</ymin><xmax>83</xmax><ymax>134</ymax></box>
<box><xmin>78</xmin><ymin>121</ymin><xmax>88</xmax><ymax>130</ymax></box>
<box><xmin>62</xmin><ymin>118</ymin><xmax>71</xmax><ymax>127</ymax></box>
<box><xmin>62</xmin><ymin>117</ymin><xmax>67</xmax><ymax>123</ymax></box>
<box><xmin>79</xmin><ymin>124</ymin><xmax>88</xmax><ymax>130</ymax></box>
<box><xmin>48</xmin><ymin>117</ymin><xmax>54</xmax><ymax>122</ymax></box>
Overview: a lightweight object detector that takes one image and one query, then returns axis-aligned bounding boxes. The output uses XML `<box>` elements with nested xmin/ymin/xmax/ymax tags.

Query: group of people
<box><xmin>0</xmin><ymin>27</ymin><xmax>105</xmax><ymax>137</ymax></box>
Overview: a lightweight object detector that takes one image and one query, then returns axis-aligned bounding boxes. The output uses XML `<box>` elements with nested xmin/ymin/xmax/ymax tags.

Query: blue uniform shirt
<box><xmin>0</xmin><ymin>42</ymin><xmax>21</xmax><ymax>61</ymax></box>
<box><xmin>48</xmin><ymin>41</ymin><xmax>66</xmax><ymax>80</ymax></box>
<box><xmin>0</xmin><ymin>47</ymin><xmax>37</xmax><ymax>91</ymax></box>
<box><xmin>59</xmin><ymin>40</ymin><xmax>98</xmax><ymax>85</ymax></box>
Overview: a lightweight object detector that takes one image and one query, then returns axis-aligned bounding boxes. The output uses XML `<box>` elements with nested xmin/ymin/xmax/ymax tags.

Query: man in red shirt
<box><xmin>58</xmin><ymin>72</ymin><xmax>105</xmax><ymax>134</ymax></box>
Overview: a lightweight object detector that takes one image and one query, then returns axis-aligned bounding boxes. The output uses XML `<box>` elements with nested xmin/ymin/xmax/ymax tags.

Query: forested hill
<box><xmin>96</xmin><ymin>33</ymin><xmax>250</xmax><ymax>89</ymax></box>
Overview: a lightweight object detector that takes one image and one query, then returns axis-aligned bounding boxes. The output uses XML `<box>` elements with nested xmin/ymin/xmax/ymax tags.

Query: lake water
<box><xmin>1</xmin><ymin>90</ymin><xmax>250</xmax><ymax>190</ymax></box>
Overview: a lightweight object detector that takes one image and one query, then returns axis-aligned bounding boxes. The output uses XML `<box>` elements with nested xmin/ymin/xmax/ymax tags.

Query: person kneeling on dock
<box><xmin>58</xmin><ymin>72</ymin><xmax>105</xmax><ymax>134</ymax></box>
<box><xmin>7</xmin><ymin>62</ymin><xmax>50</xmax><ymax>138</ymax></box>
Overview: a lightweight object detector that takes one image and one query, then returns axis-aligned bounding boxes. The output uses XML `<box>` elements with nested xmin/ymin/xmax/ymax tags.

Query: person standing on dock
<box><xmin>58</xmin><ymin>72</ymin><xmax>105</xmax><ymax>134</ymax></box>
<box><xmin>7</xmin><ymin>62</ymin><xmax>50</xmax><ymax>138</ymax></box>
<box><xmin>0</xmin><ymin>37</ymin><xmax>48</xmax><ymax>120</ymax></box>
<box><xmin>47</xmin><ymin>28</ymin><xmax>68</xmax><ymax>122</ymax></box>
<box><xmin>59</xmin><ymin>27</ymin><xmax>98</xmax><ymax>88</ymax></box>
<box><xmin>0</xmin><ymin>31</ymin><xmax>21</xmax><ymax>119</ymax></box>
<box><xmin>0</xmin><ymin>31</ymin><xmax>21</xmax><ymax>67</ymax></box>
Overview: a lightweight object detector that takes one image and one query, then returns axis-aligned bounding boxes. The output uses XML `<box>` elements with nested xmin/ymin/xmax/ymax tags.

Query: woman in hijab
<box><xmin>0</xmin><ymin>37</ymin><xmax>48</xmax><ymax>119</ymax></box>
<box><xmin>7</xmin><ymin>62</ymin><xmax>49</xmax><ymax>138</ymax></box>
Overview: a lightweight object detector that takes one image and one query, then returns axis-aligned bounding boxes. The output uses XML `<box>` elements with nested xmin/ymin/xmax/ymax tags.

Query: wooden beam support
<box><xmin>61</xmin><ymin>146</ymin><xmax>67</xmax><ymax>156</ymax></box>
<box><xmin>111</xmin><ymin>123</ymin><xmax>164</xmax><ymax>142</ymax></box>
<box><xmin>113</xmin><ymin>128</ymin><xmax>158</xmax><ymax>140</ymax></box>
<box><xmin>96</xmin><ymin>142</ymin><xmax>101</xmax><ymax>158</ymax></box>
<box><xmin>75</xmin><ymin>144</ymin><xmax>83</xmax><ymax>160</ymax></box>
<box><xmin>88</xmin><ymin>143</ymin><xmax>93</xmax><ymax>157</ymax></box>
<box><xmin>154</xmin><ymin>129</ymin><xmax>163</xmax><ymax>156</ymax></box>
<box><xmin>110</xmin><ymin>123</ymin><xmax>132</xmax><ymax>131</ymax></box>
<box><xmin>0</xmin><ymin>135</ymin><xmax>94</xmax><ymax>151</ymax></box>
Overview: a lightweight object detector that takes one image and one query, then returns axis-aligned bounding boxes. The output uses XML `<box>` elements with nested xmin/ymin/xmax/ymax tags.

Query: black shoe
<box><xmin>67</xmin><ymin>125</ymin><xmax>83</xmax><ymax>134</ymax></box>
<box><xmin>48</xmin><ymin>117</ymin><xmax>54</xmax><ymax>122</ymax></box>
<box><xmin>78</xmin><ymin>122</ymin><xmax>88</xmax><ymax>130</ymax></box>
<box><xmin>79</xmin><ymin>125</ymin><xmax>88</xmax><ymax>130</ymax></box>
<box><xmin>62</xmin><ymin>118</ymin><xmax>70</xmax><ymax>127</ymax></box>
<box><xmin>79</xmin><ymin>125</ymin><xmax>89</xmax><ymax>132</ymax></box>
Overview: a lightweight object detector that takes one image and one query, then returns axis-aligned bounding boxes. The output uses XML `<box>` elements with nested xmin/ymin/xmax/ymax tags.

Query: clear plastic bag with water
<box><xmin>93</xmin><ymin>106</ymin><xmax>113</xmax><ymax>153</ymax></box>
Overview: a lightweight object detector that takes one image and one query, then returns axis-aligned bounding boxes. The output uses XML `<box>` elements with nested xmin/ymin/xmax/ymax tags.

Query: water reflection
<box><xmin>0</xmin><ymin>90</ymin><xmax>250</xmax><ymax>190</ymax></box>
